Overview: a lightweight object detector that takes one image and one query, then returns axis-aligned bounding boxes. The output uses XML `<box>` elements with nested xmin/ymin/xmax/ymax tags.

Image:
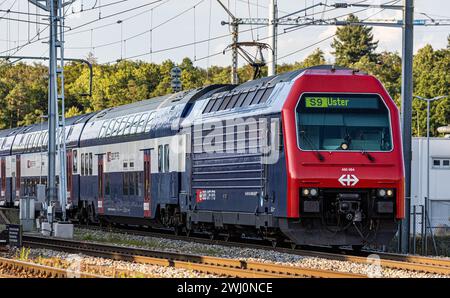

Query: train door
<box><xmin>143</xmin><ymin>149</ymin><xmax>151</xmax><ymax>218</ymax></box>
<box><xmin>0</xmin><ymin>157</ymin><xmax>5</xmax><ymax>205</ymax></box>
<box><xmin>15</xmin><ymin>155</ymin><xmax>21</xmax><ymax>205</ymax></box>
<box><xmin>97</xmin><ymin>154</ymin><xmax>104</xmax><ymax>214</ymax></box>
<box><xmin>0</xmin><ymin>158</ymin><xmax>5</xmax><ymax>196</ymax></box>
<box><xmin>66</xmin><ymin>150</ymin><xmax>73</xmax><ymax>204</ymax></box>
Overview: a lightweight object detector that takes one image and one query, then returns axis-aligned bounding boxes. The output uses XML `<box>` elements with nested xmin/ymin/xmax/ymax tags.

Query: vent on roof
<box><xmin>202</xmin><ymin>85</ymin><xmax>274</xmax><ymax>114</ymax></box>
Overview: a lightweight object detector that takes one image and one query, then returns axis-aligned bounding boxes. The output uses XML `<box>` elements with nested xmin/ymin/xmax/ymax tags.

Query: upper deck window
<box><xmin>296</xmin><ymin>94</ymin><xmax>392</xmax><ymax>152</ymax></box>
<box><xmin>202</xmin><ymin>86</ymin><xmax>274</xmax><ymax>114</ymax></box>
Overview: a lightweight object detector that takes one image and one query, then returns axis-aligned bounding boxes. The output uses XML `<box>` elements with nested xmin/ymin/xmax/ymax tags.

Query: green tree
<box><xmin>412</xmin><ymin>44</ymin><xmax>450</xmax><ymax>137</ymax></box>
<box><xmin>331</xmin><ymin>14</ymin><xmax>379</xmax><ymax>66</ymax></box>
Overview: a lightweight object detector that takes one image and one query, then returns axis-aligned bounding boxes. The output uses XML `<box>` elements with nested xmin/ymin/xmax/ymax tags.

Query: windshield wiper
<box><xmin>300</xmin><ymin>130</ymin><xmax>324</xmax><ymax>162</ymax></box>
<box><xmin>362</xmin><ymin>150</ymin><xmax>375</xmax><ymax>162</ymax></box>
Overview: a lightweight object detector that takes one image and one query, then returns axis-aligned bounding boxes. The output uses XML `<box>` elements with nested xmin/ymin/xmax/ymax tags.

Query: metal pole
<box><xmin>425</xmin><ymin>98</ymin><xmax>430</xmax><ymax>254</ymax></box>
<box><xmin>400</xmin><ymin>0</ymin><xmax>414</xmax><ymax>254</ymax></box>
<box><xmin>412</xmin><ymin>205</ymin><xmax>416</xmax><ymax>254</ymax></box>
<box><xmin>268</xmin><ymin>0</ymin><xmax>277</xmax><ymax>76</ymax></box>
<box><xmin>47</xmin><ymin>0</ymin><xmax>58</xmax><ymax>213</ymax></box>
<box><xmin>231</xmin><ymin>22</ymin><xmax>239</xmax><ymax>84</ymax></box>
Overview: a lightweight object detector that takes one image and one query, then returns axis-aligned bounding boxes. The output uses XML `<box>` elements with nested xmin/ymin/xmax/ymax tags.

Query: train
<box><xmin>0</xmin><ymin>65</ymin><xmax>405</xmax><ymax>248</ymax></box>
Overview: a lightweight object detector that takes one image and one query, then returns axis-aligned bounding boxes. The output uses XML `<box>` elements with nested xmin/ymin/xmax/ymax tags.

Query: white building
<box><xmin>411</xmin><ymin>137</ymin><xmax>450</xmax><ymax>231</ymax></box>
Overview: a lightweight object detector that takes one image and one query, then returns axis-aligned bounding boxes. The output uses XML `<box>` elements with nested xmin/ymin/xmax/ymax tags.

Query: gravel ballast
<box><xmin>72</xmin><ymin>228</ymin><xmax>448</xmax><ymax>278</ymax></box>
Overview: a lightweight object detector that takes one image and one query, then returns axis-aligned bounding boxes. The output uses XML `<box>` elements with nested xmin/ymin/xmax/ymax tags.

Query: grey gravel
<box><xmin>7</xmin><ymin>247</ymin><xmax>219</xmax><ymax>278</ymax></box>
<box><xmin>73</xmin><ymin>227</ymin><xmax>449</xmax><ymax>278</ymax></box>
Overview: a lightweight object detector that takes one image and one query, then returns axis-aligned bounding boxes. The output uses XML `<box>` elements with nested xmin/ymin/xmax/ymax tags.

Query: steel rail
<box><xmin>0</xmin><ymin>256</ymin><xmax>103</xmax><ymax>278</ymax></box>
<box><xmin>22</xmin><ymin>235</ymin><xmax>364</xmax><ymax>278</ymax></box>
<box><xmin>73</xmin><ymin>225</ymin><xmax>450</xmax><ymax>276</ymax></box>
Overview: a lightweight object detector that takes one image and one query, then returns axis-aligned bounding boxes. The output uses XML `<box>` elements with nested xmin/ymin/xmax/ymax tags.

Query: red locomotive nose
<box><xmin>281</xmin><ymin>69</ymin><xmax>404</xmax><ymax>221</ymax></box>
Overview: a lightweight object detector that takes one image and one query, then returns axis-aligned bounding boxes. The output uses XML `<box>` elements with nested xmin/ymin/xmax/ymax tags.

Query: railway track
<box><xmin>74</xmin><ymin>225</ymin><xmax>450</xmax><ymax>276</ymax></box>
<box><xmin>22</xmin><ymin>235</ymin><xmax>364</xmax><ymax>278</ymax></box>
<box><xmin>0</xmin><ymin>256</ymin><xmax>103</xmax><ymax>278</ymax></box>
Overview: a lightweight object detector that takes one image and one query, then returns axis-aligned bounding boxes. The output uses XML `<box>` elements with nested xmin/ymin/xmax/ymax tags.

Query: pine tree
<box><xmin>331</xmin><ymin>14</ymin><xmax>379</xmax><ymax>66</ymax></box>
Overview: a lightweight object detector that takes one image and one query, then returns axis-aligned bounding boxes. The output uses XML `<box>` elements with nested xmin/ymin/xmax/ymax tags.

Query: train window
<box><xmin>259</xmin><ymin>86</ymin><xmax>274</xmax><ymax>104</ymax></box>
<box><xmin>28</xmin><ymin>134</ymin><xmax>36</xmax><ymax>151</ymax></box>
<box><xmin>130</xmin><ymin>115</ymin><xmax>140</xmax><ymax>134</ymax></box>
<box><xmin>105</xmin><ymin>174</ymin><xmax>110</xmax><ymax>196</ymax></box>
<box><xmin>98</xmin><ymin>121</ymin><xmax>108</xmax><ymax>138</ymax></box>
<box><xmin>158</xmin><ymin>145</ymin><xmax>163</xmax><ymax>173</ymax></box>
<box><xmin>225</xmin><ymin>93</ymin><xmax>240</xmax><ymax>110</ymax></box>
<box><xmin>129</xmin><ymin>162</ymin><xmax>134</xmax><ymax>168</ymax></box>
<box><xmin>144</xmin><ymin>113</ymin><xmax>154</xmax><ymax>133</ymax></box>
<box><xmin>85</xmin><ymin>154</ymin><xmax>89</xmax><ymax>176</ymax></box>
<box><xmin>18</xmin><ymin>134</ymin><xmax>25</xmax><ymax>148</ymax></box>
<box><xmin>210</xmin><ymin>95</ymin><xmax>225</xmax><ymax>113</ymax></box>
<box><xmin>129</xmin><ymin>172</ymin><xmax>135</xmax><ymax>196</ymax></box>
<box><xmin>241</xmin><ymin>89</ymin><xmax>257</xmax><ymax>107</ymax></box>
<box><xmin>135</xmin><ymin>113</ymin><xmax>148</xmax><ymax>134</ymax></box>
<box><xmin>297</xmin><ymin>93</ymin><xmax>392</xmax><ymax>152</ymax></box>
<box><xmin>89</xmin><ymin>153</ymin><xmax>93</xmax><ymax>176</ymax></box>
<box><xmin>250</xmin><ymin>88</ymin><xmax>266</xmax><ymax>105</ymax></box>
<box><xmin>42</xmin><ymin>132</ymin><xmax>48</xmax><ymax>148</ymax></box>
<box><xmin>235</xmin><ymin>91</ymin><xmax>249</xmax><ymax>108</ymax></box>
<box><xmin>105</xmin><ymin>119</ymin><xmax>116</xmax><ymax>137</ymax></box>
<box><xmin>114</xmin><ymin>117</ymin><xmax>125</xmax><ymax>136</ymax></box>
<box><xmin>124</xmin><ymin>115</ymin><xmax>137</xmax><ymax>135</ymax></box>
<box><xmin>218</xmin><ymin>95</ymin><xmax>232</xmax><ymax>111</ymax></box>
<box><xmin>81</xmin><ymin>153</ymin><xmax>85</xmax><ymax>176</ymax></box>
<box><xmin>164</xmin><ymin>144</ymin><xmax>170</xmax><ymax>173</ymax></box>
<box><xmin>123</xmin><ymin>173</ymin><xmax>128</xmax><ymax>195</ymax></box>
<box><xmin>66</xmin><ymin>126</ymin><xmax>74</xmax><ymax>140</ymax></box>
<box><xmin>203</xmin><ymin>98</ymin><xmax>218</xmax><ymax>114</ymax></box>
<box><xmin>137</xmin><ymin>172</ymin><xmax>143</xmax><ymax>197</ymax></box>
<box><xmin>432</xmin><ymin>158</ymin><xmax>450</xmax><ymax>169</ymax></box>
<box><xmin>73</xmin><ymin>150</ymin><xmax>78</xmax><ymax>173</ymax></box>
<box><xmin>33</xmin><ymin>133</ymin><xmax>41</xmax><ymax>148</ymax></box>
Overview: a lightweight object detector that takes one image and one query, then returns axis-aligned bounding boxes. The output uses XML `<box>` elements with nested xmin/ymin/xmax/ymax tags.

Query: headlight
<box><xmin>302</xmin><ymin>188</ymin><xmax>310</xmax><ymax>196</ymax></box>
<box><xmin>310</xmin><ymin>188</ymin><xmax>318</xmax><ymax>196</ymax></box>
<box><xmin>378</xmin><ymin>189</ymin><xmax>387</xmax><ymax>197</ymax></box>
<box><xmin>386</xmin><ymin>189</ymin><xmax>394</xmax><ymax>197</ymax></box>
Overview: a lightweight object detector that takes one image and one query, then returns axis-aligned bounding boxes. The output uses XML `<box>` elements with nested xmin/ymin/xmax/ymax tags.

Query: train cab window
<box><xmin>158</xmin><ymin>145</ymin><xmax>163</xmax><ymax>173</ymax></box>
<box><xmin>296</xmin><ymin>94</ymin><xmax>392</xmax><ymax>152</ymax></box>
<box><xmin>89</xmin><ymin>153</ymin><xmax>93</xmax><ymax>175</ymax></box>
<box><xmin>73</xmin><ymin>150</ymin><xmax>78</xmax><ymax>173</ymax></box>
<box><xmin>81</xmin><ymin>153</ymin><xmax>85</xmax><ymax>175</ymax></box>
<box><xmin>164</xmin><ymin>144</ymin><xmax>170</xmax><ymax>173</ymax></box>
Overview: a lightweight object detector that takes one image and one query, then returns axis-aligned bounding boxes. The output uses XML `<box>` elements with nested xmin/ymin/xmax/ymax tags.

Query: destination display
<box><xmin>304</xmin><ymin>96</ymin><xmax>380</xmax><ymax>109</ymax></box>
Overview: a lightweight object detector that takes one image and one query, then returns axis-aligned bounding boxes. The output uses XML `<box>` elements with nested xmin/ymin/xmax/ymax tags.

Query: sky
<box><xmin>0</xmin><ymin>0</ymin><xmax>449</xmax><ymax>68</ymax></box>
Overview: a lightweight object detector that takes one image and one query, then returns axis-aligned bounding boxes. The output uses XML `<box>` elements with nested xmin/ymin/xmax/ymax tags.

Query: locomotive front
<box><xmin>280</xmin><ymin>69</ymin><xmax>404</xmax><ymax>247</ymax></box>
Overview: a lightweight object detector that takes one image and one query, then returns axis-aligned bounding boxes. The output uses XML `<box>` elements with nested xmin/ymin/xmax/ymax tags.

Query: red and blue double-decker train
<box><xmin>0</xmin><ymin>66</ymin><xmax>404</xmax><ymax>247</ymax></box>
